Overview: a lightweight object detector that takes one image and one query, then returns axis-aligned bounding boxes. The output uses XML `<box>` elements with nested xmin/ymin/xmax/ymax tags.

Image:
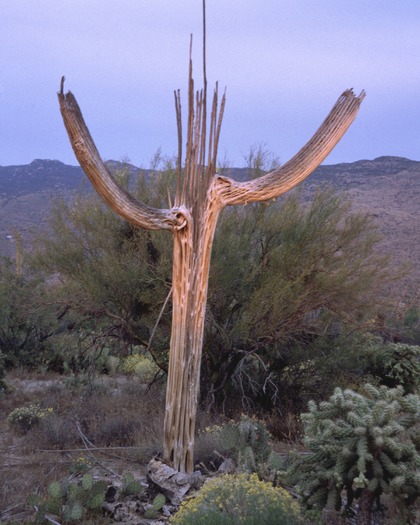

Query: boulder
<box><xmin>147</xmin><ymin>459</ymin><xmax>203</xmax><ymax>505</ymax></box>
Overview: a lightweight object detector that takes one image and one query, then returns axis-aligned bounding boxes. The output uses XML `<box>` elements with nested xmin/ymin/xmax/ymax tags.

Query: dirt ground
<box><xmin>0</xmin><ymin>371</ymin><xmax>168</xmax><ymax>523</ymax></box>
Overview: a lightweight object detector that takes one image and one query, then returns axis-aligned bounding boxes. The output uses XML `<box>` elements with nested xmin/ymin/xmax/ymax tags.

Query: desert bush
<box><xmin>170</xmin><ymin>473</ymin><xmax>303</xmax><ymax>525</ymax></box>
<box><xmin>69</xmin><ymin>455</ymin><xmax>93</xmax><ymax>475</ymax></box>
<box><xmin>265</xmin><ymin>409</ymin><xmax>303</xmax><ymax>443</ymax></box>
<box><xmin>403</xmin><ymin>304</ymin><xmax>420</xmax><ymax>344</ymax></box>
<box><xmin>263</xmin><ymin>334</ymin><xmax>419</xmax><ymax>419</ymax></box>
<box><xmin>94</xmin><ymin>415</ymin><xmax>140</xmax><ymax>446</ymax></box>
<box><xmin>196</xmin><ymin>415</ymin><xmax>272</xmax><ymax>472</ymax></box>
<box><xmin>364</xmin><ymin>341</ymin><xmax>420</xmax><ymax>393</ymax></box>
<box><xmin>286</xmin><ymin>383</ymin><xmax>420</xmax><ymax>525</ymax></box>
<box><xmin>38</xmin><ymin>413</ymin><xmax>77</xmax><ymax>449</ymax></box>
<box><xmin>0</xmin><ymin>257</ymin><xmax>57</xmax><ymax>371</ymax></box>
<box><xmin>7</xmin><ymin>404</ymin><xmax>53</xmax><ymax>434</ymax></box>
<box><xmin>203</xmin><ymin>182</ymin><xmax>396</xmax><ymax>412</ymax></box>
<box><xmin>30</xmin><ymin>172</ymin><xmax>173</xmax><ymax>375</ymax></box>
<box><xmin>120</xmin><ymin>351</ymin><xmax>160</xmax><ymax>382</ymax></box>
<box><xmin>386</xmin><ymin>301</ymin><xmax>420</xmax><ymax>345</ymax></box>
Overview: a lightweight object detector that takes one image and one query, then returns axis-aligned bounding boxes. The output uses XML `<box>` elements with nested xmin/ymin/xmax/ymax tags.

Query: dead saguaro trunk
<box><xmin>58</xmin><ymin>36</ymin><xmax>365</xmax><ymax>473</ymax></box>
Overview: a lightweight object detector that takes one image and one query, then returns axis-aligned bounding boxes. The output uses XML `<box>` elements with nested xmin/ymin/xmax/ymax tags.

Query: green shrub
<box><xmin>170</xmin><ymin>473</ymin><xmax>302</xmax><ymax>525</ymax></box>
<box><xmin>120</xmin><ymin>351</ymin><xmax>159</xmax><ymax>382</ymax></box>
<box><xmin>286</xmin><ymin>383</ymin><xmax>420</xmax><ymax>524</ymax></box>
<box><xmin>275</xmin><ymin>336</ymin><xmax>420</xmax><ymax>417</ymax></box>
<box><xmin>69</xmin><ymin>455</ymin><xmax>93</xmax><ymax>475</ymax></box>
<box><xmin>198</xmin><ymin>415</ymin><xmax>272</xmax><ymax>472</ymax></box>
<box><xmin>366</xmin><ymin>342</ymin><xmax>420</xmax><ymax>393</ymax></box>
<box><xmin>7</xmin><ymin>404</ymin><xmax>53</xmax><ymax>434</ymax></box>
<box><xmin>0</xmin><ymin>257</ymin><xmax>57</xmax><ymax>372</ymax></box>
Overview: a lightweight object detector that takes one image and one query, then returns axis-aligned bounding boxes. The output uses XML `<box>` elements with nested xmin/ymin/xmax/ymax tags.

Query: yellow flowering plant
<box><xmin>171</xmin><ymin>473</ymin><xmax>303</xmax><ymax>525</ymax></box>
<box><xmin>7</xmin><ymin>404</ymin><xmax>54</xmax><ymax>434</ymax></box>
<box><xmin>120</xmin><ymin>352</ymin><xmax>159</xmax><ymax>382</ymax></box>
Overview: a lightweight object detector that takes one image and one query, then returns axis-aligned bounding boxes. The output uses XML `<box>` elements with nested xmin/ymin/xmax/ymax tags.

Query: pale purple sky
<box><xmin>1</xmin><ymin>1</ymin><xmax>419</xmax><ymax>168</ymax></box>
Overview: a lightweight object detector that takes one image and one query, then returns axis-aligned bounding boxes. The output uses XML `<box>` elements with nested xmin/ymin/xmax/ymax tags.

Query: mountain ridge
<box><xmin>1</xmin><ymin>155</ymin><xmax>419</xmax><ymax>197</ymax></box>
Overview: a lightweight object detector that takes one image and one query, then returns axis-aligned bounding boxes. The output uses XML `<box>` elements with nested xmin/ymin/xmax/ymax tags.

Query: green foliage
<box><xmin>30</xmin><ymin>166</ymin><xmax>174</xmax><ymax>374</ymax></box>
<box><xmin>204</xmin><ymin>184</ymin><xmax>396</xmax><ymax>411</ymax></box>
<box><xmin>121</xmin><ymin>471</ymin><xmax>142</xmax><ymax>496</ymax></box>
<box><xmin>211</xmin><ymin>188</ymin><xmax>390</xmax><ymax>344</ymax></box>
<box><xmin>267</xmin><ymin>334</ymin><xmax>420</xmax><ymax>421</ymax></box>
<box><xmin>286</xmin><ymin>384</ymin><xmax>420</xmax><ymax>523</ymax></box>
<box><xmin>199</xmin><ymin>415</ymin><xmax>272</xmax><ymax>474</ymax></box>
<box><xmin>69</xmin><ymin>456</ymin><xmax>93</xmax><ymax>475</ymax></box>
<box><xmin>34</xmin><ymin>475</ymin><xmax>107</xmax><ymax>523</ymax></box>
<box><xmin>386</xmin><ymin>302</ymin><xmax>420</xmax><ymax>345</ymax></box>
<box><xmin>403</xmin><ymin>304</ymin><xmax>420</xmax><ymax>344</ymax></box>
<box><xmin>145</xmin><ymin>493</ymin><xmax>166</xmax><ymax>519</ymax></box>
<box><xmin>7</xmin><ymin>404</ymin><xmax>53</xmax><ymax>434</ymax></box>
<box><xmin>170</xmin><ymin>473</ymin><xmax>303</xmax><ymax>525</ymax></box>
<box><xmin>120</xmin><ymin>350</ymin><xmax>160</xmax><ymax>382</ymax></box>
<box><xmin>0</xmin><ymin>257</ymin><xmax>56</xmax><ymax>370</ymax></box>
<box><xmin>364</xmin><ymin>341</ymin><xmax>420</xmax><ymax>393</ymax></box>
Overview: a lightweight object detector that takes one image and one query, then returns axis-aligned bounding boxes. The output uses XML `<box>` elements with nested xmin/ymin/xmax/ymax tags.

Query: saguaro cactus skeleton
<box><xmin>58</xmin><ymin>24</ymin><xmax>364</xmax><ymax>473</ymax></box>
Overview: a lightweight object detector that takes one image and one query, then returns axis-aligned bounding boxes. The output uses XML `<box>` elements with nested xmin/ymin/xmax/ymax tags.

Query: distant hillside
<box><xmin>1</xmin><ymin>156</ymin><xmax>419</xmax><ymax>290</ymax></box>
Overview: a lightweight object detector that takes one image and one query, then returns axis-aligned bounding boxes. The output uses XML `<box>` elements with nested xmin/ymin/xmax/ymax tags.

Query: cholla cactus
<box><xmin>287</xmin><ymin>384</ymin><xmax>419</xmax><ymax>525</ymax></box>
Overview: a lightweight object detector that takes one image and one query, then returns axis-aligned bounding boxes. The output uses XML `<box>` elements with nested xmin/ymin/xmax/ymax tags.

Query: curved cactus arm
<box><xmin>58</xmin><ymin>78</ymin><xmax>188</xmax><ymax>231</ymax></box>
<box><xmin>216</xmin><ymin>89</ymin><xmax>366</xmax><ymax>206</ymax></box>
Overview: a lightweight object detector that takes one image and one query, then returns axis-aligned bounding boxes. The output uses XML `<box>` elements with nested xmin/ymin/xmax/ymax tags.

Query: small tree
<box><xmin>203</xmin><ymin>186</ymin><xmax>394</xmax><ymax>410</ymax></box>
<box><xmin>31</xmin><ymin>178</ymin><xmax>173</xmax><ymax>370</ymax></box>
<box><xmin>287</xmin><ymin>384</ymin><xmax>420</xmax><ymax>524</ymax></box>
<box><xmin>0</xmin><ymin>257</ymin><xmax>55</xmax><ymax>369</ymax></box>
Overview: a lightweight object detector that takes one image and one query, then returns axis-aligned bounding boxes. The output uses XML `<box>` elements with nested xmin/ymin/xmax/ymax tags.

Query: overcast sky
<box><xmin>1</xmin><ymin>1</ymin><xmax>419</xmax><ymax>168</ymax></box>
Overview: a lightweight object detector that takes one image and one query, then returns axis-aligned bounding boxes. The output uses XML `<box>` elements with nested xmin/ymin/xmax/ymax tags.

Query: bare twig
<box><xmin>33</xmin><ymin>505</ymin><xmax>62</xmax><ymax>525</ymax></box>
<box><xmin>38</xmin><ymin>446</ymin><xmax>139</xmax><ymax>452</ymax></box>
<box><xmin>146</xmin><ymin>287</ymin><xmax>173</xmax><ymax>354</ymax></box>
<box><xmin>0</xmin><ymin>461</ymin><xmax>72</xmax><ymax>468</ymax></box>
<box><xmin>145</xmin><ymin>368</ymin><xmax>166</xmax><ymax>393</ymax></box>
<box><xmin>76</xmin><ymin>423</ymin><xmax>121</xmax><ymax>478</ymax></box>
<box><xmin>0</xmin><ymin>503</ymin><xmax>25</xmax><ymax>518</ymax></box>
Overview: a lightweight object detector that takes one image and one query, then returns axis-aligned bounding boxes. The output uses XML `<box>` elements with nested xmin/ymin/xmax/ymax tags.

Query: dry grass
<box><xmin>265</xmin><ymin>409</ymin><xmax>304</xmax><ymax>443</ymax></box>
<box><xmin>0</xmin><ymin>370</ymin><xmax>166</xmax><ymax>522</ymax></box>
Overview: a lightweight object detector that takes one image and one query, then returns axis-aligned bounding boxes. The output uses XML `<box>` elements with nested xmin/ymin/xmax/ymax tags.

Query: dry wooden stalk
<box><xmin>58</xmin><ymin>48</ymin><xmax>365</xmax><ymax>475</ymax></box>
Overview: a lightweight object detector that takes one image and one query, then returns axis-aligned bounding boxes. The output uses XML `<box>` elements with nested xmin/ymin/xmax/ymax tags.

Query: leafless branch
<box><xmin>147</xmin><ymin>287</ymin><xmax>173</xmax><ymax>354</ymax></box>
<box><xmin>76</xmin><ymin>423</ymin><xmax>121</xmax><ymax>478</ymax></box>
